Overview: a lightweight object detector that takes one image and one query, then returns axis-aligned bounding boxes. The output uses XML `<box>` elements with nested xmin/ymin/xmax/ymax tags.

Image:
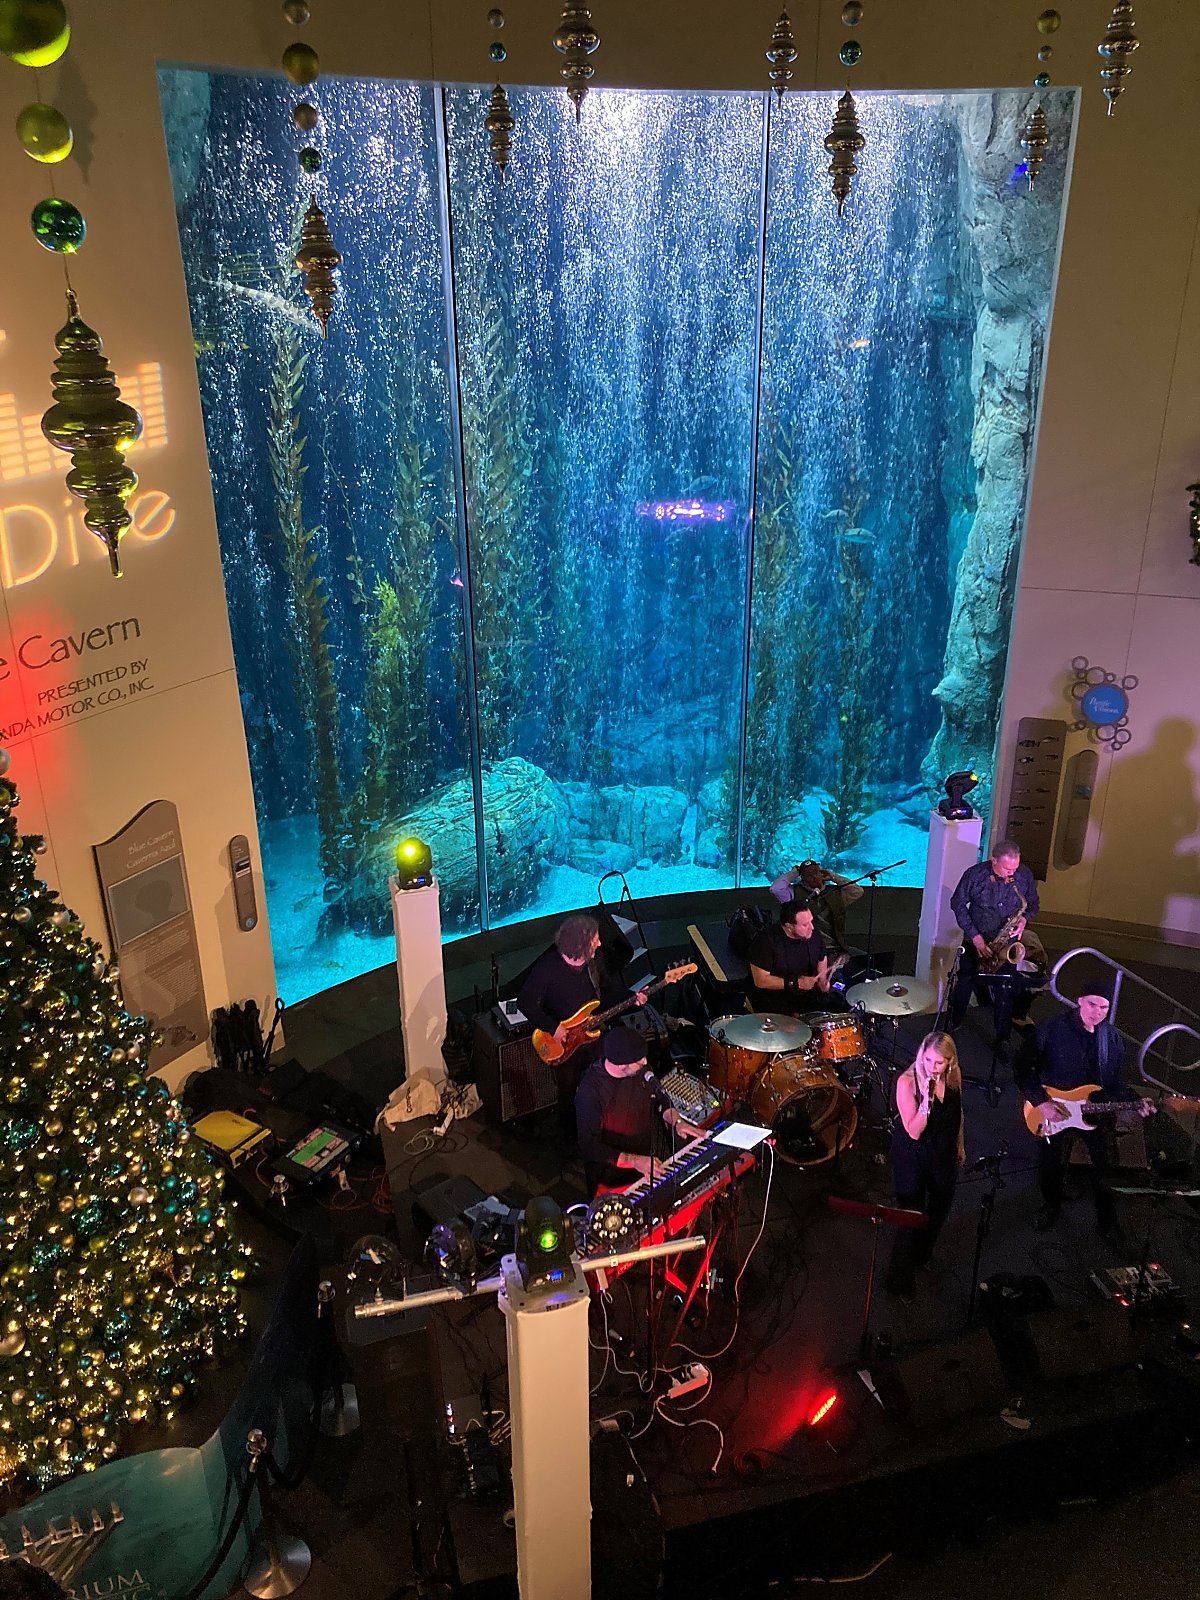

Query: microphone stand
<box><xmin>966</xmin><ymin>1143</ymin><xmax>1009</xmax><ymax>1329</ymax></box>
<box><xmin>826</xmin><ymin>858</ymin><xmax>905</xmax><ymax>979</ymax></box>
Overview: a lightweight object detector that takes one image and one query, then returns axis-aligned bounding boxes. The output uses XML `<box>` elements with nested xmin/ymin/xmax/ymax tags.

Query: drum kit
<box><xmin>705</xmin><ymin>974</ymin><xmax>939</xmax><ymax>1168</ymax></box>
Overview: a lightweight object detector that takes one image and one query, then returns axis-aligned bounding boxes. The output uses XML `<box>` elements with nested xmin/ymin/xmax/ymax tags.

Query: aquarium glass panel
<box><xmin>160</xmin><ymin>70</ymin><xmax>475</xmax><ymax>1003</ymax></box>
<box><xmin>747</xmin><ymin>90</ymin><xmax>1073</xmax><ymax>890</ymax></box>
<box><xmin>445</xmin><ymin>88</ymin><xmax>763</xmax><ymax>924</ymax></box>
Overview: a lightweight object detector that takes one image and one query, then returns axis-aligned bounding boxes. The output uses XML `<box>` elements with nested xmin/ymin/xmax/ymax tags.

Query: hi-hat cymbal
<box><xmin>845</xmin><ymin>976</ymin><xmax>937</xmax><ymax>1017</ymax></box>
<box><xmin>709</xmin><ymin>1012</ymin><xmax>812</xmax><ymax>1052</ymax></box>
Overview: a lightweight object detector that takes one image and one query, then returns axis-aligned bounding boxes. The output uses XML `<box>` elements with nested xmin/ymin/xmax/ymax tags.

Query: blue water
<box><xmin>160</xmin><ymin>74</ymin><xmax>1071</xmax><ymax>1002</ymax></box>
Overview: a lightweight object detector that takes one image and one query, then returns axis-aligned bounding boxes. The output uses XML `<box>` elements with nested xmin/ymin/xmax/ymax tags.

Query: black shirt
<box><xmin>950</xmin><ymin>861</ymin><xmax>1040</xmax><ymax>944</ymax></box>
<box><xmin>516</xmin><ymin>948</ymin><xmax>604</xmax><ymax>1034</ymax></box>
<box><xmin>576</xmin><ymin>1063</ymin><xmax>672</xmax><ymax>1195</ymax></box>
<box><xmin>1024</xmin><ymin>1011</ymin><xmax>1132</xmax><ymax>1106</ymax></box>
<box><xmin>747</xmin><ymin>924</ymin><xmax>828</xmax><ymax>1013</ymax></box>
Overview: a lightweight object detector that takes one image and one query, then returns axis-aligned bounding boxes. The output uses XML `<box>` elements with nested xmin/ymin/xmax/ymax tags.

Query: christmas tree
<box><xmin>0</xmin><ymin>748</ymin><xmax>247</xmax><ymax>1494</ymax></box>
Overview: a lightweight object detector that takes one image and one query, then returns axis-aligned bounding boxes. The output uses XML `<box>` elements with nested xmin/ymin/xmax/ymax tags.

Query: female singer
<box><xmin>885</xmin><ymin>1032</ymin><xmax>965</xmax><ymax>1298</ymax></box>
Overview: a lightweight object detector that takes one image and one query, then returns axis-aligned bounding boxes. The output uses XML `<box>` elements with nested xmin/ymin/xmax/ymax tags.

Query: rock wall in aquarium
<box><xmin>160</xmin><ymin>73</ymin><xmax>1073</xmax><ymax>1002</ymax></box>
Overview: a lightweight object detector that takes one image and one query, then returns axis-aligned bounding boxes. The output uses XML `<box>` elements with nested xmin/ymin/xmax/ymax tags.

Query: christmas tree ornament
<box><xmin>292</xmin><ymin>101</ymin><xmax>319</xmax><ymax>131</ymax></box>
<box><xmin>765</xmin><ymin>9</ymin><xmax>798</xmax><ymax>100</ymax></box>
<box><xmin>839</xmin><ymin>38</ymin><xmax>862</xmax><ymax>67</ymax></box>
<box><xmin>0</xmin><ymin>0</ymin><xmax>69</xmax><ymax>66</ymax></box>
<box><xmin>281</xmin><ymin>41</ymin><xmax>319</xmax><ymax>85</ymax></box>
<box><xmin>1037</xmin><ymin>9</ymin><xmax>1061</xmax><ymax>33</ymax></box>
<box><xmin>282</xmin><ymin>0</ymin><xmax>309</xmax><ymax>21</ymax></box>
<box><xmin>298</xmin><ymin>146</ymin><xmax>322</xmax><ymax>172</ymax></box>
<box><xmin>40</xmin><ymin>290</ymin><xmax>144</xmax><ymax>577</ymax></box>
<box><xmin>553</xmin><ymin>2</ymin><xmax>600</xmax><ymax>122</ymax></box>
<box><xmin>1098</xmin><ymin>0</ymin><xmax>1139</xmax><ymax>115</ymax></box>
<box><xmin>1020</xmin><ymin>103</ymin><xmax>1050</xmax><ymax>187</ymax></box>
<box><xmin>1037</xmin><ymin>45</ymin><xmax>1053</xmax><ymax>60</ymax></box>
<box><xmin>488</xmin><ymin>6</ymin><xmax>505</xmax><ymax>24</ymax></box>
<box><xmin>1034</xmin><ymin>71</ymin><xmax>1051</xmax><ymax>87</ymax></box>
<box><xmin>489</xmin><ymin>40</ymin><xmax>507</xmax><ymax>62</ymax></box>
<box><xmin>294</xmin><ymin>196</ymin><xmax>341</xmax><ymax>338</ymax></box>
<box><xmin>824</xmin><ymin>89</ymin><xmax>864</xmax><ymax>216</ymax></box>
<box><xmin>30</xmin><ymin>195</ymin><xmax>84</xmax><ymax>253</ymax></box>
<box><xmin>15</xmin><ymin>101</ymin><xmax>72</xmax><ymax>163</ymax></box>
<box><xmin>485</xmin><ymin>81</ymin><xmax>515</xmax><ymax>183</ymax></box>
<box><xmin>841</xmin><ymin>1</ymin><xmax>864</xmax><ymax>24</ymax></box>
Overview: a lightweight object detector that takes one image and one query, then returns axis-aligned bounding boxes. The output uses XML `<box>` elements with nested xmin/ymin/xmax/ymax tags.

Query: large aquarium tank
<box><xmin>160</xmin><ymin>72</ymin><xmax>1074</xmax><ymax>1002</ymax></box>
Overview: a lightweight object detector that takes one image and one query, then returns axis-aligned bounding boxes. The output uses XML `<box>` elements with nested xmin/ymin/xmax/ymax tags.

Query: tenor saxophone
<box><xmin>978</xmin><ymin>885</ymin><xmax>1028</xmax><ymax>974</ymax></box>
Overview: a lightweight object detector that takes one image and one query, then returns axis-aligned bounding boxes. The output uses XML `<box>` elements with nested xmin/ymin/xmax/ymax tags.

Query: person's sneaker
<box><xmin>1033</xmin><ymin>1203</ymin><xmax>1060</xmax><ymax>1232</ymax></box>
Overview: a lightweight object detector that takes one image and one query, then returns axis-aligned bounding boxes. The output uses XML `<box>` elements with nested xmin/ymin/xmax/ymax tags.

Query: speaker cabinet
<box><xmin>472</xmin><ymin>1010</ymin><xmax>558</xmax><ymax>1123</ymax></box>
<box><xmin>884</xmin><ymin>1328</ymin><xmax>1007</xmax><ymax>1430</ymax></box>
<box><xmin>1026</xmin><ymin>1305</ymin><xmax>1136</xmax><ymax>1382</ymax></box>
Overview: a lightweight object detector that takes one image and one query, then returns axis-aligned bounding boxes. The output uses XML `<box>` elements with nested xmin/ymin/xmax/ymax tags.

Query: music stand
<box><xmin>828</xmin><ymin>1195</ymin><xmax>927</xmax><ymax>1359</ymax></box>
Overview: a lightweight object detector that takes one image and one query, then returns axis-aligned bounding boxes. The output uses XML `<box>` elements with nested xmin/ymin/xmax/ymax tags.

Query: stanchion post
<box><xmin>241</xmin><ymin>1429</ymin><xmax>312</xmax><ymax>1600</ymax></box>
<box><xmin>317</xmin><ymin>1280</ymin><xmax>360</xmax><ymax>1437</ymax></box>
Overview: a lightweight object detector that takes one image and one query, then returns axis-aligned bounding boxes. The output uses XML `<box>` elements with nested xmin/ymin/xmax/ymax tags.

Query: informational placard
<box><xmin>93</xmin><ymin>799</ymin><xmax>207</xmax><ymax>1070</ymax></box>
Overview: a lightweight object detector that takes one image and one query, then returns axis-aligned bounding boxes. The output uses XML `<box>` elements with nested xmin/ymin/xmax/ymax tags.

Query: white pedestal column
<box><xmin>499</xmin><ymin>1256</ymin><xmax>592</xmax><ymax>1600</ymax></box>
<box><xmin>916</xmin><ymin>813</ymin><xmax>983</xmax><ymax>1004</ymax></box>
<box><xmin>389</xmin><ymin>874</ymin><xmax>448</xmax><ymax>1088</ymax></box>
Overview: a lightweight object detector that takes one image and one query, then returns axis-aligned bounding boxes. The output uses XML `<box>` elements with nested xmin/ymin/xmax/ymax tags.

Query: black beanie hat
<box><xmin>604</xmin><ymin>1026</ymin><xmax>647</xmax><ymax>1066</ymax></box>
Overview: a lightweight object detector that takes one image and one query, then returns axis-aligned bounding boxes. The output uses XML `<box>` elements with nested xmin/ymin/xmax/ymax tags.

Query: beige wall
<box><xmin>0</xmin><ymin>0</ymin><xmax>1196</xmax><ymax>1042</ymax></box>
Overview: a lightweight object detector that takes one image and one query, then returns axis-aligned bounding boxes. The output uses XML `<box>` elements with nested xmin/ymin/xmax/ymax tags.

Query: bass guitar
<box><xmin>532</xmin><ymin>963</ymin><xmax>697</xmax><ymax>1065</ymax></box>
<box><xmin>1022</xmin><ymin>1083</ymin><xmax>1194</xmax><ymax>1140</ymax></box>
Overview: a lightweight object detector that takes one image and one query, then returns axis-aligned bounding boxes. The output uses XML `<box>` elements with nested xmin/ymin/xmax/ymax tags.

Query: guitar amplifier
<box><xmin>472</xmin><ymin>1009</ymin><xmax>558</xmax><ymax>1123</ymax></box>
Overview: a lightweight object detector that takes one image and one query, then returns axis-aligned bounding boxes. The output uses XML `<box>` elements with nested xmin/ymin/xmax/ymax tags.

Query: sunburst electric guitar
<box><xmin>1022</xmin><ymin>1083</ymin><xmax>1194</xmax><ymax>1139</ymax></box>
<box><xmin>532</xmin><ymin>963</ymin><xmax>697</xmax><ymax>1065</ymax></box>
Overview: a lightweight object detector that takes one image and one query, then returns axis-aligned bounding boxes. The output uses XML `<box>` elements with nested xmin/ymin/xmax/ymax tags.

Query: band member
<box><xmin>770</xmin><ymin>860</ymin><xmax>864</xmax><ymax>953</ymax></box>
<box><xmin>576</xmin><ymin>1027</ymin><xmax>703</xmax><ymax>1196</ymax></box>
<box><xmin>949</xmin><ymin>839</ymin><xmax>1040</xmax><ymax>1039</ymax></box>
<box><xmin>1020</xmin><ymin>986</ymin><xmax>1154</xmax><ymax>1235</ymax></box>
<box><xmin>748</xmin><ymin>899</ymin><xmax>849</xmax><ymax>1015</ymax></box>
<box><xmin>517</xmin><ymin>913</ymin><xmax>646</xmax><ymax>1135</ymax></box>
<box><xmin>885</xmin><ymin>1033</ymin><xmax>965</xmax><ymax>1297</ymax></box>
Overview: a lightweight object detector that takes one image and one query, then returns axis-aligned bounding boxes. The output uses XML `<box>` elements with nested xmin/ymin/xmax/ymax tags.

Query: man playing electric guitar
<box><xmin>1019</xmin><ymin>984</ymin><xmax>1155</xmax><ymax>1236</ymax></box>
<box><xmin>517</xmin><ymin>913</ymin><xmax>647</xmax><ymax>1138</ymax></box>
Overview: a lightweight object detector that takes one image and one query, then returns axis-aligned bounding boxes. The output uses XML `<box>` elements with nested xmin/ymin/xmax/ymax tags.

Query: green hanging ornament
<box><xmin>0</xmin><ymin>0</ymin><xmax>69</xmax><ymax>66</ymax></box>
<box><xmin>40</xmin><ymin>291</ymin><xmax>144</xmax><ymax>578</ymax></box>
<box><xmin>298</xmin><ymin>146</ymin><xmax>322</xmax><ymax>172</ymax></box>
<box><xmin>281</xmin><ymin>41</ymin><xmax>319</xmax><ymax>85</ymax></box>
<box><xmin>30</xmin><ymin>196</ymin><xmax>84</xmax><ymax>253</ymax></box>
<box><xmin>16</xmin><ymin>102</ymin><xmax>72</xmax><ymax>163</ymax></box>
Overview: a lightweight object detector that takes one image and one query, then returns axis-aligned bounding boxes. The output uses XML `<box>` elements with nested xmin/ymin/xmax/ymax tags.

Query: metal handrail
<box><xmin>1138</xmin><ymin>1022</ymin><xmax>1200</xmax><ymax>1094</ymax></box>
<box><xmin>1048</xmin><ymin>946</ymin><xmax>1200</xmax><ymax>1087</ymax></box>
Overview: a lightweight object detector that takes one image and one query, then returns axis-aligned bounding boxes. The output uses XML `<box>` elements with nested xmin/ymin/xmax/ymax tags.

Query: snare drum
<box><xmin>749</xmin><ymin>1056</ymin><xmax>858</xmax><ymax>1168</ymax></box>
<box><xmin>807</xmin><ymin>1011</ymin><xmax>867</xmax><ymax>1066</ymax></box>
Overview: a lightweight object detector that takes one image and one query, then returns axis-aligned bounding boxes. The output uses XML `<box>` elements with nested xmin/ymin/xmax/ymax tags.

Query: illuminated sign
<box><xmin>0</xmin><ymin>489</ymin><xmax>175</xmax><ymax>590</ymax></box>
<box><xmin>0</xmin><ymin>362</ymin><xmax>168</xmax><ymax>486</ymax></box>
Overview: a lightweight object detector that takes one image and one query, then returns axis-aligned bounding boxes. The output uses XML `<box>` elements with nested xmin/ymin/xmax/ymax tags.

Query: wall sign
<box><xmin>1069</xmin><ymin>656</ymin><xmax>1137</xmax><ymax>750</ymax></box>
<box><xmin>93</xmin><ymin>799</ymin><xmax>208</xmax><ymax>1069</ymax></box>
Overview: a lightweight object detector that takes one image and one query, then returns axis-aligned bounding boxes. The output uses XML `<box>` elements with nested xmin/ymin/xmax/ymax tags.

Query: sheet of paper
<box><xmin>713</xmin><ymin>1121</ymin><xmax>771</xmax><ymax>1150</ymax></box>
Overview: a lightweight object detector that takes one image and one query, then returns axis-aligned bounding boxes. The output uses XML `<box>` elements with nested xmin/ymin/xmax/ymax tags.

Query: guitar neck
<box><xmin>591</xmin><ymin>976</ymin><xmax>671</xmax><ymax>1030</ymax></box>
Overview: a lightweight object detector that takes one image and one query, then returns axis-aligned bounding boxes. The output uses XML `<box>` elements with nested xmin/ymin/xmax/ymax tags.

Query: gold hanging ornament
<box><xmin>40</xmin><ymin>291</ymin><xmax>143</xmax><ymax>578</ymax></box>
<box><xmin>1098</xmin><ymin>0</ymin><xmax>1139</xmax><ymax>115</ymax></box>
<box><xmin>1020</xmin><ymin>103</ymin><xmax>1050</xmax><ymax>188</ymax></box>
<box><xmin>553</xmin><ymin>2</ymin><xmax>600</xmax><ymax>122</ymax></box>
<box><xmin>294</xmin><ymin>195</ymin><xmax>341</xmax><ymax>338</ymax></box>
<box><xmin>485</xmin><ymin>82</ymin><xmax>515</xmax><ymax>182</ymax></box>
<box><xmin>824</xmin><ymin>90</ymin><xmax>865</xmax><ymax>217</ymax></box>
<box><xmin>765</xmin><ymin>9</ymin><xmax>798</xmax><ymax>100</ymax></box>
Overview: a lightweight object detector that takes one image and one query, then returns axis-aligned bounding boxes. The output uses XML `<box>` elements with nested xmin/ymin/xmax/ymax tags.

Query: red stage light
<box><xmin>808</xmin><ymin>1390</ymin><xmax>839</xmax><ymax>1427</ymax></box>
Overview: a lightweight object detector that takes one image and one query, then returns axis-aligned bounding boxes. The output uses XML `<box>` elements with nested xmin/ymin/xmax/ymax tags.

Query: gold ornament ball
<box><xmin>0</xmin><ymin>0</ymin><xmax>70</xmax><ymax>66</ymax></box>
<box><xmin>282</xmin><ymin>41</ymin><xmax>319</xmax><ymax>85</ymax></box>
<box><xmin>15</xmin><ymin>101</ymin><xmax>73</xmax><ymax>164</ymax></box>
<box><xmin>1036</xmin><ymin>9</ymin><xmax>1061</xmax><ymax>33</ymax></box>
<box><xmin>56</xmin><ymin>1416</ymin><xmax>75</xmax><ymax>1436</ymax></box>
<box><xmin>0</xmin><ymin>1329</ymin><xmax>25</xmax><ymax>1358</ymax></box>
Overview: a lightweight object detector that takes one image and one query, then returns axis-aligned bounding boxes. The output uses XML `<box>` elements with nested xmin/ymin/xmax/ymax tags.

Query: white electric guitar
<box><xmin>1023</xmin><ymin>1083</ymin><xmax>1194</xmax><ymax>1140</ymax></box>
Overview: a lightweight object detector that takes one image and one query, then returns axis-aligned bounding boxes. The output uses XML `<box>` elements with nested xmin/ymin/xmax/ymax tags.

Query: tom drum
<box><xmin>807</xmin><ymin>1011</ymin><xmax>867</xmax><ymax>1066</ymax></box>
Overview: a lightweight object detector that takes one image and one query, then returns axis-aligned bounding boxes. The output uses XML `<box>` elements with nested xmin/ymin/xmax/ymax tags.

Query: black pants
<box><xmin>950</xmin><ymin>947</ymin><xmax>1032</xmax><ymax>1038</ymax></box>
<box><xmin>886</xmin><ymin>1170</ymin><xmax>957</xmax><ymax>1294</ymax></box>
<box><xmin>1036</xmin><ymin>1126</ymin><xmax>1116</xmax><ymax>1222</ymax></box>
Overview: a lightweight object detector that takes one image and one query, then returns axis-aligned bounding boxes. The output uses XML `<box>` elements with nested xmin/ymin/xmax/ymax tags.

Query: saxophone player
<box><xmin>949</xmin><ymin>840</ymin><xmax>1041</xmax><ymax>1043</ymax></box>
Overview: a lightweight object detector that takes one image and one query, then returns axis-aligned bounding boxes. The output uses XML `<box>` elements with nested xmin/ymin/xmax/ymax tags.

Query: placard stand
<box><xmin>389</xmin><ymin>874</ymin><xmax>448</xmax><ymax>1089</ymax></box>
<box><xmin>915</xmin><ymin>811</ymin><xmax>983</xmax><ymax>1005</ymax></box>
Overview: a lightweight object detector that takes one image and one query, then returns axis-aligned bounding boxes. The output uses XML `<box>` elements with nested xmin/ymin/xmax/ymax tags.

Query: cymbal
<box><xmin>709</xmin><ymin>1012</ymin><xmax>812</xmax><ymax>1052</ymax></box>
<box><xmin>845</xmin><ymin>975</ymin><xmax>937</xmax><ymax>1017</ymax></box>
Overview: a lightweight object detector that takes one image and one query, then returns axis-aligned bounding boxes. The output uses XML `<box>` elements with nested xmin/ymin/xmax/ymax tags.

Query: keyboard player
<box><xmin>576</xmin><ymin>1026</ymin><xmax>704</xmax><ymax>1196</ymax></box>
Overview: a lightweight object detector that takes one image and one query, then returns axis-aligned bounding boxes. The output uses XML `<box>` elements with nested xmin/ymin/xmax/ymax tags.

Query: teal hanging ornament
<box><xmin>1034</xmin><ymin>71</ymin><xmax>1051</xmax><ymax>87</ymax></box>
<box><xmin>553</xmin><ymin>2</ymin><xmax>600</xmax><ymax>122</ymax></box>
<box><xmin>839</xmin><ymin>38</ymin><xmax>862</xmax><ymax>67</ymax></box>
<box><xmin>765</xmin><ymin>9</ymin><xmax>798</xmax><ymax>100</ymax></box>
<box><xmin>489</xmin><ymin>40</ymin><xmax>506</xmax><ymax>62</ymax></box>
<box><xmin>824</xmin><ymin>89</ymin><xmax>864</xmax><ymax>216</ymax></box>
<box><xmin>40</xmin><ymin>291</ymin><xmax>144</xmax><ymax>577</ymax></box>
<box><xmin>485</xmin><ymin>80</ymin><xmax>515</xmax><ymax>182</ymax></box>
<box><xmin>1098</xmin><ymin>0</ymin><xmax>1139</xmax><ymax>115</ymax></box>
<box><xmin>30</xmin><ymin>195</ymin><xmax>84</xmax><ymax>253</ymax></box>
<box><xmin>298</xmin><ymin>146</ymin><xmax>322</xmax><ymax>172</ymax></box>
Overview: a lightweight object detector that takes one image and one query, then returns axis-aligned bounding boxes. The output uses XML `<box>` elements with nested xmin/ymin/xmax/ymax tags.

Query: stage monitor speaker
<box><xmin>1026</xmin><ymin>1305</ymin><xmax>1136</xmax><ymax>1383</ymax></box>
<box><xmin>885</xmin><ymin>1328</ymin><xmax>1007</xmax><ymax>1431</ymax></box>
<box><xmin>472</xmin><ymin>1010</ymin><xmax>558</xmax><ymax>1124</ymax></box>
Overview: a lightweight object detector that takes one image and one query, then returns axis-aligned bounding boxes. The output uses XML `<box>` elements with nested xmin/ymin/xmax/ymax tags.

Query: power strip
<box><xmin>666</xmin><ymin>1362</ymin><xmax>710</xmax><ymax>1400</ymax></box>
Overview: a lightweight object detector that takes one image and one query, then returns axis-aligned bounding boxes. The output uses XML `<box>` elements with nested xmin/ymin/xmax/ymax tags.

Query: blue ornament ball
<box><xmin>839</xmin><ymin>39</ymin><xmax>862</xmax><ymax>67</ymax></box>
<box><xmin>30</xmin><ymin>195</ymin><xmax>85</xmax><ymax>253</ymax></box>
<box><xmin>1034</xmin><ymin>71</ymin><xmax>1051</xmax><ymax>88</ymax></box>
<box><xmin>489</xmin><ymin>40</ymin><xmax>506</xmax><ymax>62</ymax></box>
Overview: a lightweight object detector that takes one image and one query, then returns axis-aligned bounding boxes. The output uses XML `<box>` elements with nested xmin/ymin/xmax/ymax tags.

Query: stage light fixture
<box><xmin>427</xmin><ymin>1217</ymin><xmax>478</xmax><ymax>1293</ymax></box>
<box><xmin>515</xmin><ymin>1195</ymin><xmax>575</xmax><ymax>1293</ymax></box>
<box><xmin>936</xmin><ymin>769</ymin><xmax>979</xmax><ymax>821</ymax></box>
<box><xmin>395</xmin><ymin>834</ymin><xmax>433</xmax><ymax>890</ymax></box>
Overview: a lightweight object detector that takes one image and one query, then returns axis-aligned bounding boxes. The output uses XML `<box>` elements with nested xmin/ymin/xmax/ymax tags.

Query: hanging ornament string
<box><xmin>554</xmin><ymin>2</ymin><xmax>600</xmax><ymax>124</ymax></box>
<box><xmin>1097</xmin><ymin>0</ymin><xmax>1139</xmax><ymax>117</ymax></box>
<box><xmin>279</xmin><ymin>0</ymin><xmax>342</xmax><ymax>336</ymax></box>
<box><xmin>823</xmin><ymin>0</ymin><xmax>866</xmax><ymax>216</ymax></box>
<box><xmin>2</xmin><ymin>0</ymin><xmax>145</xmax><ymax>578</ymax></box>
<box><xmin>765</xmin><ymin>8</ymin><xmax>798</xmax><ymax>101</ymax></box>
<box><xmin>483</xmin><ymin>6</ymin><xmax>514</xmax><ymax>182</ymax></box>
<box><xmin>1020</xmin><ymin>9</ymin><xmax>1059</xmax><ymax>190</ymax></box>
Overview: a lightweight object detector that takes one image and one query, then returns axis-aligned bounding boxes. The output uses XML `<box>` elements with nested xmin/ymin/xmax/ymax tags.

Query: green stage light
<box><xmin>516</xmin><ymin>1195</ymin><xmax>574</xmax><ymax>1293</ymax></box>
<box><xmin>394</xmin><ymin>835</ymin><xmax>433</xmax><ymax>890</ymax></box>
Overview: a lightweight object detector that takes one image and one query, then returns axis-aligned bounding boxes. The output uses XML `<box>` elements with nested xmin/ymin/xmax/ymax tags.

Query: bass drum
<box><xmin>750</xmin><ymin>1055</ymin><xmax>858</xmax><ymax>1168</ymax></box>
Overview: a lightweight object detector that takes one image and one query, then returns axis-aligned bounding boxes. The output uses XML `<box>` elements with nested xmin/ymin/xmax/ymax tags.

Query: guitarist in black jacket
<box><xmin>1020</xmin><ymin>986</ymin><xmax>1152</xmax><ymax>1235</ymax></box>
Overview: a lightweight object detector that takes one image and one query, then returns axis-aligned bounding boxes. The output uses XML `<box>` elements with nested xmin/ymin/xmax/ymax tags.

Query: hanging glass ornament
<box><xmin>489</xmin><ymin>40</ymin><xmax>507</xmax><ymax>62</ymax></box>
<box><xmin>1098</xmin><ymin>0</ymin><xmax>1139</xmax><ymax>116</ymax></box>
<box><xmin>40</xmin><ymin>291</ymin><xmax>144</xmax><ymax>577</ymax></box>
<box><xmin>1034</xmin><ymin>71</ymin><xmax>1051</xmax><ymax>87</ymax></box>
<box><xmin>298</xmin><ymin>146</ymin><xmax>322</xmax><ymax>172</ymax></box>
<box><xmin>1187</xmin><ymin>483</ymin><xmax>1200</xmax><ymax>567</ymax></box>
<box><xmin>292</xmin><ymin>101</ymin><xmax>319</xmax><ymax>131</ymax></box>
<box><xmin>0</xmin><ymin>0</ymin><xmax>69</xmax><ymax>66</ymax></box>
<box><xmin>485</xmin><ymin>81</ymin><xmax>515</xmax><ymax>183</ymax></box>
<box><xmin>294</xmin><ymin>196</ymin><xmax>341</xmax><ymax>338</ymax></box>
<box><xmin>1036</xmin><ymin>9</ymin><xmax>1061</xmax><ymax>32</ymax></box>
<box><xmin>488</xmin><ymin>7</ymin><xmax>505</xmax><ymax>25</ymax></box>
<box><xmin>1037</xmin><ymin>45</ymin><xmax>1053</xmax><ymax>60</ymax></box>
<box><xmin>282</xmin><ymin>0</ymin><xmax>310</xmax><ymax>20</ymax></box>
<box><xmin>16</xmin><ymin>101</ymin><xmax>72</xmax><ymax>163</ymax></box>
<box><xmin>824</xmin><ymin>90</ymin><xmax>864</xmax><ymax>217</ymax></box>
<box><xmin>281</xmin><ymin>41</ymin><xmax>320</xmax><ymax>85</ymax></box>
<box><xmin>1019</xmin><ymin>103</ymin><xmax>1050</xmax><ymax>188</ymax></box>
<box><xmin>841</xmin><ymin>1</ymin><xmax>864</xmax><ymax>24</ymax></box>
<box><xmin>30</xmin><ymin>195</ymin><xmax>84</xmax><ymax>253</ymax></box>
<box><xmin>765</xmin><ymin>9</ymin><xmax>798</xmax><ymax>100</ymax></box>
<box><xmin>839</xmin><ymin>38</ymin><xmax>862</xmax><ymax>67</ymax></box>
<box><xmin>553</xmin><ymin>3</ymin><xmax>600</xmax><ymax>122</ymax></box>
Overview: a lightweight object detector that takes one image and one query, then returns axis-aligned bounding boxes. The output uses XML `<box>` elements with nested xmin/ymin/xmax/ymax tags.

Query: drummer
<box><xmin>748</xmin><ymin>900</ymin><xmax>851</xmax><ymax>1017</ymax></box>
